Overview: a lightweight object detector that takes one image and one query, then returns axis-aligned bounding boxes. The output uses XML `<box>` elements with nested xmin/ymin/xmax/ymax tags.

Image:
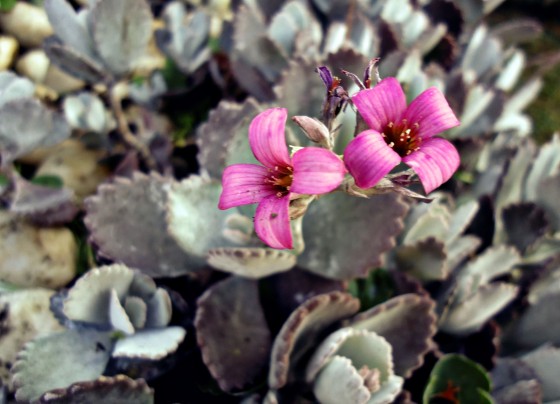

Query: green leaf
<box><xmin>0</xmin><ymin>0</ymin><xmax>17</xmax><ymax>12</ymax></box>
<box><xmin>31</xmin><ymin>175</ymin><xmax>64</xmax><ymax>188</ymax></box>
<box><xmin>423</xmin><ymin>354</ymin><xmax>493</xmax><ymax>404</ymax></box>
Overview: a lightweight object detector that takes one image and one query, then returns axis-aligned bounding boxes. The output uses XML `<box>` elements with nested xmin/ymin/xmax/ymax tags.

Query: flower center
<box><xmin>265</xmin><ymin>166</ymin><xmax>294</xmax><ymax>197</ymax></box>
<box><xmin>382</xmin><ymin>119</ymin><xmax>421</xmax><ymax>157</ymax></box>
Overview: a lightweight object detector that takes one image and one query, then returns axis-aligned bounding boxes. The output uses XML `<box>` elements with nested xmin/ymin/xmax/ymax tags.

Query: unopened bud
<box><xmin>292</xmin><ymin>116</ymin><xmax>333</xmax><ymax>149</ymax></box>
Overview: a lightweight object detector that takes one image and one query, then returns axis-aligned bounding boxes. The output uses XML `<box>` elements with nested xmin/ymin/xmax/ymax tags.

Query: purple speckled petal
<box><xmin>403</xmin><ymin>137</ymin><xmax>460</xmax><ymax>194</ymax></box>
<box><xmin>218</xmin><ymin>164</ymin><xmax>275</xmax><ymax>209</ymax></box>
<box><xmin>403</xmin><ymin>87</ymin><xmax>460</xmax><ymax>140</ymax></box>
<box><xmin>343</xmin><ymin>130</ymin><xmax>401</xmax><ymax>189</ymax></box>
<box><xmin>352</xmin><ymin>77</ymin><xmax>407</xmax><ymax>132</ymax></box>
<box><xmin>255</xmin><ymin>195</ymin><xmax>292</xmax><ymax>249</ymax></box>
<box><xmin>248</xmin><ymin>108</ymin><xmax>291</xmax><ymax>169</ymax></box>
<box><xmin>291</xmin><ymin>148</ymin><xmax>346</xmax><ymax>195</ymax></box>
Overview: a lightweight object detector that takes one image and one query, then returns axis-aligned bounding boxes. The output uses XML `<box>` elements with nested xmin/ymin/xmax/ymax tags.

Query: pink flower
<box><xmin>344</xmin><ymin>77</ymin><xmax>461</xmax><ymax>194</ymax></box>
<box><xmin>218</xmin><ymin>108</ymin><xmax>346</xmax><ymax>249</ymax></box>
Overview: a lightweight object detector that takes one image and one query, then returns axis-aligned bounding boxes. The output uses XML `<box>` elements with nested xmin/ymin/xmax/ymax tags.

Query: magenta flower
<box><xmin>218</xmin><ymin>108</ymin><xmax>346</xmax><ymax>250</ymax></box>
<box><xmin>344</xmin><ymin>77</ymin><xmax>461</xmax><ymax>194</ymax></box>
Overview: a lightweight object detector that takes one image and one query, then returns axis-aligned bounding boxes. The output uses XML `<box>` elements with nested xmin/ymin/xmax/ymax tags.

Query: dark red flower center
<box><xmin>265</xmin><ymin>165</ymin><xmax>293</xmax><ymax>197</ymax></box>
<box><xmin>383</xmin><ymin>119</ymin><xmax>421</xmax><ymax>157</ymax></box>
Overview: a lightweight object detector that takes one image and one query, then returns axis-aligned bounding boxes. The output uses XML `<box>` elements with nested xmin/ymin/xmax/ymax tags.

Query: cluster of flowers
<box><xmin>219</xmin><ymin>65</ymin><xmax>460</xmax><ymax>249</ymax></box>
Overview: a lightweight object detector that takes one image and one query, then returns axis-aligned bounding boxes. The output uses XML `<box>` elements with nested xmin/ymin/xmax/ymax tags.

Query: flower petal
<box><xmin>343</xmin><ymin>130</ymin><xmax>401</xmax><ymax>189</ymax></box>
<box><xmin>291</xmin><ymin>148</ymin><xmax>346</xmax><ymax>194</ymax></box>
<box><xmin>403</xmin><ymin>137</ymin><xmax>460</xmax><ymax>194</ymax></box>
<box><xmin>403</xmin><ymin>87</ymin><xmax>460</xmax><ymax>139</ymax></box>
<box><xmin>254</xmin><ymin>195</ymin><xmax>292</xmax><ymax>249</ymax></box>
<box><xmin>218</xmin><ymin>164</ymin><xmax>275</xmax><ymax>209</ymax></box>
<box><xmin>352</xmin><ymin>77</ymin><xmax>407</xmax><ymax>132</ymax></box>
<box><xmin>249</xmin><ymin>108</ymin><xmax>291</xmax><ymax>168</ymax></box>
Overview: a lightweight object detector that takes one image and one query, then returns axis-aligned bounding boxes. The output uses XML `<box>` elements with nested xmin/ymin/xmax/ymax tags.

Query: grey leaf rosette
<box><xmin>59</xmin><ymin>264</ymin><xmax>186</xmax><ymax>360</ymax></box>
<box><xmin>306</xmin><ymin>327</ymin><xmax>403</xmax><ymax>404</ymax></box>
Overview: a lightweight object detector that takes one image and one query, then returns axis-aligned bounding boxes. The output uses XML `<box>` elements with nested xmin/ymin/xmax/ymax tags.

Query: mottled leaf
<box><xmin>394</xmin><ymin>238</ymin><xmax>448</xmax><ymax>281</ymax></box>
<box><xmin>44</xmin><ymin>0</ymin><xmax>97</xmax><ymax>60</ymax></box>
<box><xmin>90</xmin><ymin>0</ymin><xmax>153</xmax><ymax>76</ymax></box>
<box><xmin>268</xmin><ymin>291</ymin><xmax>360</xmax><ymax>389</ymax></box>
<box><xmin>44</xmin><ymin>36</ymin><xmax>109</xmax><ymax>83</ymax></box>
<box><xmin>0</xmin><ymin>99</ymin><xmax>70</xmax><ymax>166</ymax></box>
<box><xmin>521</xmin><ymin>346</ymin><xmax>560</xmax><ymax>402</ymax></box>
<box><xmin>207</xmin><ymin>247</ymin><xmax>295</xmax><ymax>278</ymax></box>
<box><xmin>63</xmin><ymin>264</ymin><xmax>135</xmax><ymax>325</ymax></box>
<box><xmin>195</xmin><ymin>99</ymin><xmax>262</xmax><ymax>179</ymax></box>
<box><xmin>300</xmin><ymin>193</ymin><xmax>408</xmax><ymax>280</ymax></box>
<box><xmin>348</xmin><ymin>294</ymin><xmax>437</xmax><ymax>378</ymax></box>
<box><xmin>535</xmin><ymin>174</ymin><xmax>560</xmax><ymax>232</ymax></box>
<box><xmin>492</xmin><ymin>358</ymin><xmax>541</xmax><ymax>404</ymax></box>
<box><xmin>502</xmin><ymin>203</ymin><xmax>549</xmax><ymax>252</ymax></box>
<box><xmin>85</xmin><ymin>173</ymin><xmax>196</xmax><ymax>277</ymax></box>
<box><xmin>0</xmin><ymin>71</ymin><xmax>35</xmax><ymax>108</ymax></box>
<box><xmin>195</xmin><ymin>276</ymin><xmax>271</xmax><ymax>392</ymax></box>
<box><xmin>39</xmin><ymin>375</ymin><xmax>154</xmax><ymax>404</ymax></box>
<box><xmin>167</xmin><ymin>175</ymin><xmax>245</xmax><ymax>260</ymax></box>
<box><xmin>112</xmin><ymin>327</ymin><xmax>186</xmax><ymax>360</ymax></box>
<box><xmin>440</xmin><ymin>283</ymin><xmax>518</xmax><ymax>335</ymax></box>
<box><xmin>12</xmin><ymin>330</ymin><xmax>113</xmax><ymax>403</ymax></box>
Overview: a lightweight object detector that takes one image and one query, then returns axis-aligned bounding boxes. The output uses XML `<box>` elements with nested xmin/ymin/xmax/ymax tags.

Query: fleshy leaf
<box><xmin>0</xmin><ymin>71</ymin><xmax>35</xmax><ymax>108</ymax></box>
<box><xmin>423</xmin><ymin>354</ymin><xmax>492</xmax><ymax>404</ymax></box>
<box><xmin>109</xmin><ymin>289</ymin><xmax>135</xmax><ymax>335</ymax></box>
<box><xmin>508</xmin><ymin>292</ymin><xmax>560</xmax><ymax>349</ymax></box>
<box><xmin>299</xmin><ymin>192</ymin><xmax>408</xmax><ymax>280</ymax></box>
<box><xmin>306</xmin><ymin>328</ymin><xmax>393</xmax><ymax>383</ymax></box>
<box><xmin>12</xmin><ymin>330</ymin><xmax>113</xmax><ymax>403</ymax></box>
<box><xmin>491</xmin><ymin>358</ymin><xmax>542</xmax><ymax>404</ymax></box>
<box><xmin>90</xmin><ymin>0</ymin><xmax>153</xmax><ymax>76</ymax></box>
<box><xmin>524</xmin><ymin>135</ymin><xmax>560</xmax><ymax>200</ymax></box>
<box><xmin>312</xmin><ymin>356</ymin><xmax>372</xmax><ymax>404</ymax></box>
<box><xmin>144</xmin><ymin>288</ymin><xmax>172</xmax><ymax>328</ymax></box>
<box><xmin>155</xmin><ymin>4</ymin><xmax>211</xmax><ymax>75</ymax></box>
<box><xmin>112</xmin><ymin>327</ymin><xmax>186</xmax><ymax>360</ymax></box>
<box><xmin>535</xmin><ymin>174</ymin><xmax>560</xmax><ymax>232</ymax></box>
<box><xmin>84</xmin><ymin>173</ymin><xmax>196</xmax><ymax>277</ymax></box>
<box><xmin>268</xmin><ymin>292</ymin><xmax>360</xmax><ymax>389</ymax></box>
<box><xmin>10</xmin><ymin>175</ymin><xmax>78</xmax><ymax>225</ymax></box>
<box><xmin>502</xmin><ymin>203</ymin><xmax>549</xmax><ymax>252</ymax></box>
<box><xmin>0</xmin><ymin>98</ymin><xmax>70</xmax><ymax>167</ymax></box>
<box><xmin>207</xmin><ymin>247</ymin><xmax>295</xmax><ymax>278</ymax></box>
<box><xmin>196</xmin><ymin>99</ymin><xmax>262</xmax><ymax>179</ymax></box>
<box><xmin>124</xmin><ymin>296</ymin><xmax>147</xmax><ymax>330</ymax></box>
<box><xmin>440</xmin><ymin>283</ymin><xmax>518</xmax><ymax>335</ymax></box>
<box><xmin>167</xmin><ymin>175</ymin><xmax>245</xmax><ymax>260</ymax></box>
<box><xmin>394</xmin><ymin>238</ymin><xmax>448</xmax><ymax>281</ymax></box>
<box><xmin>521</xmin><ymin>346</ymin><xmax>560</xmax><ymax>402</ymax></box>
<box><xmin>459</xmin><ymin>245</ymin><xmax>521</xmax><ymax>286</ymax></box>
<box><xmin>195</xmin><ymin>276</ymin><xmax>271</xmax><ymax>392</ymax></box>
<box><xmin>347</xmin><ymin>294</ymin><xmax>437</xmax><ymax>378</ymax></box>
<box><xmin>63</xmin><ymin>264</ymin><xmax>135</xmax><ymax>325</ymax></box>
<box><xmin>38</xmin><ymin>375</ymin><xmax>154</xmax><ymax>404</ymax></box>
<box><xmin>43</xmin><ymin>36</ymin><xmax>109</xmax><ymax>84</ymax></box>
<box><xmin>44</xmin><ymin>0</ymin><xmax>97</xmax><ymax>60</ymax></box>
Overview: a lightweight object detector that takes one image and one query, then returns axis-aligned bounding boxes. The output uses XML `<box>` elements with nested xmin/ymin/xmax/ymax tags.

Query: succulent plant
<box><xmin>11</xmin><ymin>264</ymin><xmax>185</xmax><ymax>402</ymax></box>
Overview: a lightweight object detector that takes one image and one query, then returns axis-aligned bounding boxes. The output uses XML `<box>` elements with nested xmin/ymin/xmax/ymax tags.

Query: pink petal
<box><xmin>290</xmin><ymin>148</ymin><xmax>346</xmax><ymax>194</ymax></box>
<box><xmin>403</xmin><ymin>87</ymin><xmax>460</xmax><ymax>140</ymax></box>
<box><xmin>254</xmin><ymin>194</ymin><xmax>292</xmax><ymax>249</ymax></box>
<box><xmin>343</xmin><ymin>130</ymin><xmax>401</xmax><ymax>189</ymax></box>
<box><xmin>218</xmin><ymin>164</ymin><xmax>275</xmax><ymax>209</ymax></box>
<box><xmin>352</xmin><ymin>77</ymin><xmax>407</xmax><ymax>132</ymax></box>
<box><xmin>249</xmin><ymin>108</ymin><xmax>291</xmax><ymax>169</ymax></box>
<box><xmin>403</xmin><ymin>137</ymin><xmax>460</xmax><ymax>194</ymax></box>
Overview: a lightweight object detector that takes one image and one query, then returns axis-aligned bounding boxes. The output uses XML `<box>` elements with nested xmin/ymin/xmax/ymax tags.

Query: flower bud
<box><xmin>292</xmin><ymin>116</ymin><xmax>333</xmax><ymax>149</ymax></box>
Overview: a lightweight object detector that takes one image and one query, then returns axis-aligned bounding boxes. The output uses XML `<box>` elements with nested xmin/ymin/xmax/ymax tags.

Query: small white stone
<box><xmin>0</xmin><ymin>211</ymin><xmax>77</xmax><ymax>289</ymax></box>
<box><xmin>0</xmin><ymin>3</ymin><xmax>53</xmax><ymax>48</ymax></box>
<box><xmin>0</xmin><ymin>35</ymin><xmax>18</xmax><ymax>71</ymax></box>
